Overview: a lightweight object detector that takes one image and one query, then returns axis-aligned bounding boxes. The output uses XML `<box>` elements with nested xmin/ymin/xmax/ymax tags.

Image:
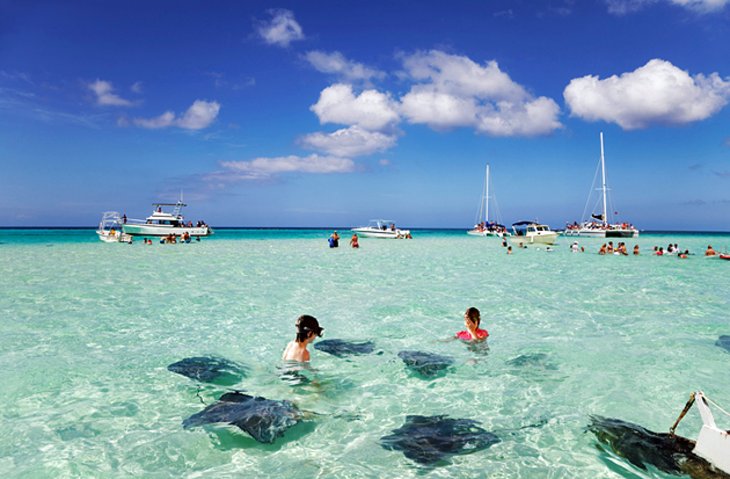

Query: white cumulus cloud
<box><xmin>401</xmin><ymin>50</ymin><xmax>528</xmax><ymax>102</ymax></box>
<box><xmin>400</xmin><ymin>87</ymin><xmax>478</xmax><ymax>129</ymax></box>
<box><xmin>300</xmin><ymin>126</ymin><xmax>397</xmax><ymax>157</ymax></box>
<box><xmin>213</xmin><ymin>154</ymin><xmax>355</xmax><ymax>181</ymax></box>
<box><xmin>564</xmin><ymin>59</ymin><xmax>730</xmax><ymax>129</ymax></box>
<box><xmin>311</xmin><ymin>83</ymin><xmax>400</xmax><ymax>131</ymax></box>
<box><xmin>304</xmin><ymin>51</ymin><xmax>385</xmax><ymax>83</ymax></box>
<box><xmin>398</xmin><ymin>50</ymin><xmax>562</xmax><ymax>136</ymax></box>
<box><xmin>89</xmin><ymin>79</ymin><xmax>132</xmax><ymax>106</ymax></box>
<box><xmin>257</xmin><ymin>9</ymin><xmax>304</xmax><ymax>47</ymax></box>
<box><xmin>133</xmin><ymin>100</ymin><xmax>220</xmax><ymax>130</ymax></box>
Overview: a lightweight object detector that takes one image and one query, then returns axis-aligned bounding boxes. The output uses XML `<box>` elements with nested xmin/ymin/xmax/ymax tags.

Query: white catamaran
<box><xmin>563</xmin><ymin>133</ymin><xmax>639</xmax><ymax>238</ymax></box>
<box><xmin>467</xmin><ymin>164</ymin><xmax>510</xmax><ymax>238</ymax></box>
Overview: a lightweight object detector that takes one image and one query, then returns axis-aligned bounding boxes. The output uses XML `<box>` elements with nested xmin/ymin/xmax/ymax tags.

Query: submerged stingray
<box><xmin>506</xmin><ymin>353</ymin><xmax>557</xmax><ymax>370</ymax></box>
<box><xmin>314</xmin><ymin>339</ymin><xmax>376</xmax><ymax>357</ymax></box>
<box><xmin>380</xmin><ymin>415</ymin><xmax>500</xmax><ymax>466</ymax></box>
<box><xmin>716</xmin><ymin>335</ymin><xmax>730</xmax><ymax>353</ymax></box>
<box><xmin>167</xmin><ymin>356</ymin><xmax>246</xmax><ymax>385</ymax></box>
<box><xmin>398</xmin><ymin>351</ymin><xmax>454</xmax><ymax>378</ymax></box>
<box><xmin>183</xmin><ymin>391</ymin><xmax>302</xmax><ymax>444</ymax></box>
<box><xmin>588</xmin><ymin>416</ymin><xmax>730</xmax><ymax>478</ymax></box>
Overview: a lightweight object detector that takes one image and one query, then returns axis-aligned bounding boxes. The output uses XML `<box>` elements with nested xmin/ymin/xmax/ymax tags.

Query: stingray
<box><xmin>167</xmin><ymin>356</ymin><xmax>246</xmax><ymax>385</ymax></box>
<box><xmin>183</xmin><ymin>391</ymin><xmax>302</xmax><ymax>444</ymax></box>
<box><xmin>398</xmin><ymin>350</ymin><xmax>454</xmax><ymax>378</ymax></box>
<box><xmin>314</xmin><ymin>339</ymin><xmax>375</xmax><ymax>357</ymax></box>
<box><xmin>505</xmin><ymin>353</ymin><xmax>557</xmax><ymax>370</ymax></box>
<box><xmin>588</xmin><ymin>416</ymin><xmax>730</xmax><ymax>478</ymax></box>
<box><xmin>716</xmin><ymin>335</ymin><xmax>730</xmax><ymax>353</ymax></box>
<box><xmin>380</xmin><ymin>415</ymin><xmax>500</xmax><ymax>466</ymax></box>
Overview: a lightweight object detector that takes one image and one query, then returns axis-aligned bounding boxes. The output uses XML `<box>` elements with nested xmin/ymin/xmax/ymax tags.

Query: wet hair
<box><xmin>465</xmin><ymin>307</ymin><xmax>481</xmax><ymax>327</ymax></box>
<box><xmin>295</xmin><ymin>315</ymin><xmax>323</xmax><ymax>343</ymax></box>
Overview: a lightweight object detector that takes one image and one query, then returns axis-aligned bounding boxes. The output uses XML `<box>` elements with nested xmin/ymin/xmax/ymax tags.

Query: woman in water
<box><xmin>456</xmin><ymin>307</ymin><xmax>489</xmax><ymax>341</ymax></box>
<box><xmin>282</xmin><ymin>315</ymin><xmax>323</xmax><ymax>362</ymax></box>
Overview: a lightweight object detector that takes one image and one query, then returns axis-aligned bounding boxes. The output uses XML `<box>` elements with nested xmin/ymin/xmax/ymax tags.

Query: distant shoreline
<box><xmin>1</xmin><ymin>226</ymin><xmax>729</xmax><ymax>235</ymax></box>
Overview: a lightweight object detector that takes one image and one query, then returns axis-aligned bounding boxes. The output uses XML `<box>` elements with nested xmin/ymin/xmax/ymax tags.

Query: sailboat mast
<box><xmin>600</xmin><ymin>132</ymin><xmax>608</xmax><ymax>225</ymax></box>
<box><xmin>485</xmin><ymin>164</ymin><xmax>490</xmax><ymax>223</ymax></box>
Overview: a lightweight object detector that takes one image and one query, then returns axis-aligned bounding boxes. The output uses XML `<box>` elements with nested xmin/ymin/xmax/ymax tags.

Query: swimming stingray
<box><xmin>588</xmin><ymin>415</ymin><xmax>730</xmax><ymax>478</ymax></box>
<box><xmin>505</xmin><ymin>353</ymin><xmax>558</xmax><ymax>370</ymax></box>
<box><xmin>167</xmin><ymin>356</ymin><xmax>247</xmax><ymax>385</ymax></box>
<box><xmin>183</xmin><ymin>391</ymin><xmax>302</xmax><ymax>444</ymax></box>
<box><xmin>716</xmin><ymin>335</ymin><xmax>730</xmax><ymax>353</ymax></box>
<box><xmin>398</xmin><ymin>351</ymin><xmax>455</xmax><ymax>378</ymax></box>
<box><xmin>314</xmin><ymin>339</ymin><xmax>376</xmax><ymax>357</ymax></box>
<box><xmin>380</xmin><ymin>415</ymin><xmax>500</xmax><ymax>466</ymax></box>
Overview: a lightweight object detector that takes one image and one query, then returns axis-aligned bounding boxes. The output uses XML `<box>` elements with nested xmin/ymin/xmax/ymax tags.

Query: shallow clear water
<box><xmin>1</xmin><ymin>229</ymin><xmax>729</xmax><ymax>478</ymax></box>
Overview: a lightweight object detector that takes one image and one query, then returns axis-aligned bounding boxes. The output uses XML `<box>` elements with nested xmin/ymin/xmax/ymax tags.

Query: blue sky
<box><xmin>1</xmin><ymin>0</ymin><xmax>729</xmax><ymax>229</ymax></box>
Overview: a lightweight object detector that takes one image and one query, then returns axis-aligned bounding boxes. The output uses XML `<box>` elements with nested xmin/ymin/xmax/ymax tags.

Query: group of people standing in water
<box><xmin>328</xmin><ymin>231</ymin><xmax>359</xmax><ymax>249</ymax></box>
<box><xmin>282</xmin><ymin>307</ymin><xmax>488</xmax><ymax>363</ymax></box>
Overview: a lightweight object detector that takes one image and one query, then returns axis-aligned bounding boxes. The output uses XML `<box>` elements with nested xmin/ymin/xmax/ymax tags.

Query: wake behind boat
<box><xmin>564</xmin><ymin>132</ymin><xmax>639</xmax><ymax>238</ymax></box>
<box><xmin>352</xmin><ymin>219</ymin><xmax>411</xmax><ymax>239</ymax></box>
<box><xmin>122</xmin><ymin>201</ymin><xmax>213</xmax><ymax>238</ymax></box>
<box><xmin>467</xmin><ymin>164</ymin><xmax>510</xmax><ymax>238</ymax></box>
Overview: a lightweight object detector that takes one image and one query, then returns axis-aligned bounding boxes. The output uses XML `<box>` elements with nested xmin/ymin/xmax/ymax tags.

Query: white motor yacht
<box><xmin>122</xmin><ymin>201</ymin><xmax>213</xmax><ymax>238</ymax></box>
<box><xmin>352</xmin><ymin>219</ymin><xmax>411</xmax><ymax>239</ymax></box>
<box><xmin>511</xmin><ymin>221</ymin><xmax>558</xmax><ymax>245</ymax></box>
<box><xmin>96</xmin><ymin>211</ymin><xmax>133</xmax><ymax>243</ymax></box>
<box><xmin>563</xmin><ymin>132</ymin><xmax>639</xmax><ymax>238</ymax></box>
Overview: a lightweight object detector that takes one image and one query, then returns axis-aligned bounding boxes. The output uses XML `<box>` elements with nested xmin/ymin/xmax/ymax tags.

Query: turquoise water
<box><xmin>1</xmin><ymin>229</ymin><xmax>729</xmax><ymax>478</ymax></box>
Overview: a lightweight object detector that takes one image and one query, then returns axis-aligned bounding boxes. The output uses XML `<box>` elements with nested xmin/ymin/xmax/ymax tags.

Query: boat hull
<box><xmin>466</xmin><ymin>230</ymin><xmax>510</xmax><ymax>238</ymax></box>
<box><xmin>122</xmin><ymin>224</ymin><xmax>212</xmax><ymax>237</ymax></box>
<box><xmin>563</xmin><ymin>228</ymin><xmax>639</xmax><ymax>238</ymax></box>
<box><xmin>511</xmin><ymin>232</ymin><xmax>558</xmax><ymax>245</ymax></box>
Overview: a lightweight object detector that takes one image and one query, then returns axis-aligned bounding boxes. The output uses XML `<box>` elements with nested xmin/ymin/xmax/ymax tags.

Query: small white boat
<box><xmin>467</xmin><ymin>164</ymin><xmax>510</xmax><ymax>238</ymax></box>
<box><xmin>563</xmin><ymin>132</ymin><xmax>639</xmax><ymax>238</ymax></box>
<box><xmin>96</xmin><ymin>211</ymin><xmax>133</xmax><ymax>243</ymax></box>
<box><xmin>511</xmin><ymin>221</ymin><xmax>558</xmax><ymax>245</ymax></box>
<box><xmin>122</xmin><ymin>201</ymin><xmax>212</xmax><ymax>238</ymax></box>
<box><xmin>692</xmin><ymin>391</ymin><xmax>730</xmax><ymax>474</ymax></box>
<box><xmin>671</xmin><ymin>391</ymin><xmax>730</xmax><ymax>475</ymax></box>
<box><xmin>352</xmin><ymin>219</ymin><xmax>411</xmax><ymax>239</ymax></box>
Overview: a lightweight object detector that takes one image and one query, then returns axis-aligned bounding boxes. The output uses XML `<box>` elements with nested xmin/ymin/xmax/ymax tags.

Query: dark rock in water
<box><xmin>588</xmin><ymin>416</ymin><xmax>730</xmax><ymax>478</ymax></box>
<box><xmin>506</xmin><ymin>353</ymin><xmax>557</xmax><ymax>370</ymax></box>
<box><xmin>716</xmin><ymin>335</ymin><xmax>730</xmax><ymax>353</ymax></box>
<box><xmin>167</xmin><ymin>356</ymin><xmax>246</xmax><ymax>385</ymax></box>
<box><xmin>314</xmin><ymin>339</ymin><xmax>375</xmax><ymax>357</ymax></box>
<box><xmin>380</xmin><ymin>415</ymin><xmax>500</xmax><ymax>466</ymax></box>
<box><xmin>183</xmin><ymin>391</ymin><xmax>302</xmax><ymax>444</ymax></box>
<box><xmin>398</xmin><ymin>351</ymin><xmax>454</xmax><ymax>378</ymax></box>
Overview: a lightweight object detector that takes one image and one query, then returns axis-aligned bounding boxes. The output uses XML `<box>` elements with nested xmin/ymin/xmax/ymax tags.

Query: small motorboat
<box><xmin>96</xmin><ymin>211</ymin><xmax>133</xmax><ymax>243</ymax></box>
<box><xmin>510</xmin><ymin>221</ymin><xmax>558</xmax><ymax>245</ymax></box>
<box><xmin>352</xmin><ymin>219</ymin><xmax>411</xmax><ymax>239</ymax></box>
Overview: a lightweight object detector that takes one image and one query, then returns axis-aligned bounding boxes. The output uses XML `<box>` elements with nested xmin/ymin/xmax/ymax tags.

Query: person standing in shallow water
<box><xmin>328</xmin><ymin>231</ymin><xmax>340</xmax><ymax>248</ymax></box>
<box><xmin>350</xmin><ymin>233</ymin><xmax>359</xmax><ymax>248</ymax></box>
<box><xmin>282</xmin><ymin>315</ymin><xmax>323</xmax><ymax>362</ymax></box>
<box><xmin>456</xmin><ymin>307</ymin><xmax>489</xmax><ymax>341</ymax></box>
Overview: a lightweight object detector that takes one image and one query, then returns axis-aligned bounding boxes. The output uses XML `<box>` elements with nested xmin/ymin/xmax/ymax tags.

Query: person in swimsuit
<box><xmin>456</xmin><ymin>307</ymin><xmax>489</xmax><ymax>341</ymax></box>
<box><xmin>350</xmin><ymin>234</ymin><xmax>359</xmax><ymax>248</ymax></box>
<box><xmin>282</xmin><ymin>315</ymin><xmax>323</xmax><ymax>362</ymax></box>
